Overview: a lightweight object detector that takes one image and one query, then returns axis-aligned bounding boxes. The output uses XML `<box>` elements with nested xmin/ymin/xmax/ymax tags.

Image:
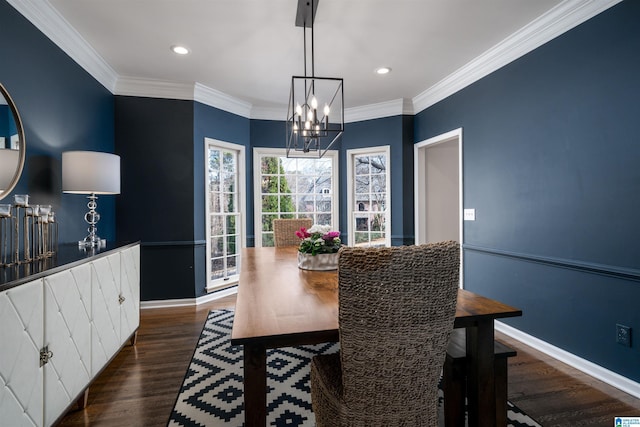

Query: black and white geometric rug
<box><xmin>167</xmin><ymin>309</ymin><xmax>541</xmax><ymax>427</ymax></box>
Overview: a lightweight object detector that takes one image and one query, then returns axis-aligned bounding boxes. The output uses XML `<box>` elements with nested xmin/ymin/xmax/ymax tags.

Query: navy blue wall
<box><xmin>415</xmin><ymin>1</ymin><xmax>640</xmax><ymax>381</ymax></box>
<box><xmin>114</xmin><ymin>98</ymin><xmax>250</xmax><ymax>300</ymax></box>
<box><xmin>0</xmin><ymin>0</ymin><xmax>115</xmax><ymax>244</ymax></box>
<box><xmin>114</xmin><ymin>96</ymin><xmax>196</xmax><ymax>300</ymax></box>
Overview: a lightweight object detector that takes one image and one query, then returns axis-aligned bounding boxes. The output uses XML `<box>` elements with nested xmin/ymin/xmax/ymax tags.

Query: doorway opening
<box><xmin>414</xmin><ymin>128</ymin><xmax>463</xmax><ymax>282</ymax></box>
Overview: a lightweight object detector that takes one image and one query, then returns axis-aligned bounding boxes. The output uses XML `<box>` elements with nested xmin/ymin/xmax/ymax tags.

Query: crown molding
<box><xmin>6</xmin><ymin>0</ymin><xmax>118</xmax><ymax>92</ymax></box>
<box><xmin>115</xmin><ymin>77</ymin><xmax>195</xmax><ymax>101</ymax></box>
<box><xmin>113</xmin><ymin>79</ymin><xmax>254</xmax><ymax>118</ymax></box>
<box><xmin>412</xmin><ymin>0</ymin><xmax>623</xmax><ymax>114</ymax></box>
<box><xmin>194</xmin><ymin>83</ymin><xmax>252</xmax><ymax>118</ymax></box>
<box><xmin>249</xmin><ymin>99</ymin><xmax>414</xmax><ymax>123</ymax></box>
<box><xmin>345</xmin><ymin>99</ymin><xmax>413</xmax><ymax>123</ymax></box>
<box><xmin>9</xmin><ymin>0</ymin><xmax>621</xmax><ymax>122</ymax></box>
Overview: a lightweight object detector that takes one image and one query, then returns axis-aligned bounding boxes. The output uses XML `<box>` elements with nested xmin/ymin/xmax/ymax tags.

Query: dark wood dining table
<box><xmin>231</xmin><ymin>246</ymin><xmax>522</xmax><ymax>427</ymax></box>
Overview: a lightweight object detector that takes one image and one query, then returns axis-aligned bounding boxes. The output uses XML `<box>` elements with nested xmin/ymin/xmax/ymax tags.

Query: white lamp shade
<box><xmin>0</xmin><ymin>148</ymin><xmax>20</xmax><ymax>191</ymax></box>
<box><xmin>62</xmin><ymin>151</ymin><xmax>121</xmax><ymax>194</ymax></box>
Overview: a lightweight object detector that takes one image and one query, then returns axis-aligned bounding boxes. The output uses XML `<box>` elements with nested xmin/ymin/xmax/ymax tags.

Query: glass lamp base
<box><xmin>78</xmin><ymin>236</ymin><xmax>106</xmax><ymax>249</ymax></box>
<box><xmin>79</xmin><ymin>193</ymin><xmax>106</xmax><ymax>249</ymax></box>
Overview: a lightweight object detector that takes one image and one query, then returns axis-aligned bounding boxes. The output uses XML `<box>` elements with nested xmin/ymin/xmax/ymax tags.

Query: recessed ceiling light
<box><xmin>375</xmin><ymin>67</ymin><xmax>391</xmax><ymax>75</ymax></box>
<box><xmin>171</xmin><ymin>45</ymin><xmax>190</xmax><ymax>55</ymax></box>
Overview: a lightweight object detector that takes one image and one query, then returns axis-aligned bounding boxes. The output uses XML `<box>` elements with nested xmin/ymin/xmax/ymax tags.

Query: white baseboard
<box><xmin>495</xmin><ymin>321</ymin><xmax>640</xmax><ymax>399</ymax></box>
<box><xmin>141</xmin><ymin>286</ymin><xmax>237</xmax><ymax>309</ymax></box>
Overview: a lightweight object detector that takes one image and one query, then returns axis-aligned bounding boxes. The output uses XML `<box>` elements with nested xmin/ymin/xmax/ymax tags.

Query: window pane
<box><xmin>209</xmin><ymin>195</ymin><xmax>221</xmax><ymax>214</ymax></box>
<box><xmin>316</xmin><ymin>197</ymin><xmax>331</xmax><ymax>212</ymax></box>
<box><xmin>223</xmin><ymin>152</ymin><xmax>234</xmax><ymax>173</ymax></box>
<box><xmin>371</xmin><ymin>156</ymin><xmax>386</xmax><ymax>173</ymax></box>
<box><xmin>354</xmin><ymin>232</ymin><xmax>369</xmax><ymax>244</ymax></box>
<box><xmin>211</xmin><ymin>257</ymin><xmax>224</xmax><ymax>280</ymax></box>
<box><xmin>223</xmin><ymin>172</ymin><xmax>235</xmax><ymax>192</ymax></box>
<box><xmin>371</xmin><ymin>213</ymin><xmax>384</xmax><ymax>231</ymax></box>
<box><xmin>281</xmin><ymin>157</ymin><xmax>296</xmax><ymax>173</ymax></box>
<box><xmin>355</xmin><ymin>156</ymin><xmax>369</xmax><ymax>175</ymax></box>
<box><xmin>223</xmin><ymin>193</ymin><xmax>235</xmax><ymax>212</ymax></box>
<box><xmin>226</xmin><ymin>215</ymin><xmax>237</xmax><ymax>235</ymax></box>
<box><xmin>261</xmin><ymin>176</ymin><xmax>277</xmax><ymax>194</ymax></box>
<box><xmin>262</xmin><ymin>233</ymin><xmax>274</xmax><ymax>247</ymax></box>
<box><xmin>296</xmin><ymin>176</ymin><xmax>314</xmax><ymax>193</ymax></box>
<box><xmin>372</xmin><ymin>174</ymin><xmax>386</xmax><ymax>192</ymax></box>
<box><xmin>210</xmin><ymin>215</ymin><xmax>224</xmax><ymax>236</ymax></box>
<box><xmin>207</xmin><ymin>143</ymin><xmax>242</xmax><ymax>289</ymax></box>
<box><xmin>262</xmin><ymin>195</ymin><xmax>278</xmax><ymax>212</ymax></box>
<box><xmin>262</xmin><ymin>214</ymin><xmax>277</xmax><ymax>232</ymax></box>
<box><xmin>317</xmin><ymin>213</ymin><xmax>331</xmax><ymax>225</ymax></box>
<box><xmin>226</xmin><ymin>235</ymin><xmax>237</xmax><ymax>255</ymax></box>
<box><xmin>316</xmin><ymin>158</ymin><xmax>332</xmax><ymax>174</ymax></box>
<box><xmin>317</xmin><ymin>176</ymin><xmax>331</xmax><ymax>193</ymax></box>
<box><xmin>211</xmin><ymin>236</ymin><xmax>223</xmax><ymax>257</ymax></box>
<box><xmin>261</xmin><ymin>156</ymin><xmax>279</xmax><ymax>174</ymax></box>
<box><xmin>209</xmin><ymin>150</ymin><xmax>220</xmax><ymax>172</ymax></box>
<box><xmin>355</xmin><ymin>175</ymin><xmax>369</xmax><ymax>194</ymax></box>
<box><xmin>280</xmin><ymin>176</ymin><xmax>293</xmax><ymax>193</ymax></box>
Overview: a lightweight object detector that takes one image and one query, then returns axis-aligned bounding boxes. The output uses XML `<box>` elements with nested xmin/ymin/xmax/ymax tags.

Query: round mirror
<box><xmin>0</xmin><ymin>83</ymin><xmax>26</xmax><ymax>199</ymax></box>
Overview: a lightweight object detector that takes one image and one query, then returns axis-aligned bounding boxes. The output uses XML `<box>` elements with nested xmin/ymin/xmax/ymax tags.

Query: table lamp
<box><xmin>62</xmin><ymin>151</ymin><xmax>120</xmax><ymax>248</ymax></box>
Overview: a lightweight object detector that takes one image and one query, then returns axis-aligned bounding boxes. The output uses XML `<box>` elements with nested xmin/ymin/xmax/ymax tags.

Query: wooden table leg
<box><xmin>465</xmin><ymin>320</ymin><xmax>497</xmax><ymax>427</ymax></box>
<box><xmin>243</xmin><ymin>343</ymin><xmax>267</xmax><ymax>427</ymax></box>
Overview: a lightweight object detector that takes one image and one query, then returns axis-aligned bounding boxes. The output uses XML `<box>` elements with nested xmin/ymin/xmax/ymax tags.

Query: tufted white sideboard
<box><xmin>0</xmin><ymin>243</ymin><xmax>140</xmax><ymax>427</ymax></box>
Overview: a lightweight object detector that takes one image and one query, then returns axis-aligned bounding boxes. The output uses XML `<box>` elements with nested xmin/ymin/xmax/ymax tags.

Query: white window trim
<box><xmin>253</xmin><ymin>147</ymin><xmax>339</xmax><ymax>247</ymax></box>
<box><xmin>204</xmin><ymin>137</ymin><xmax>246</xmax><ymax>293</ymax></box>
<box><xmin>346</xmin><ymin>145</ymin><xmax>391</xmax><ymax>247</ymax></box>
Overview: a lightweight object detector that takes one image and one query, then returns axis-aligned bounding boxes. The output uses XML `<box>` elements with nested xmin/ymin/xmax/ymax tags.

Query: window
<box><xmin>347</xmin><ymin>146</ymin><xmax>391</xmax><ymax>247</ymax></box>
<box><xmin>253</xmin><ymin>148</ymin><xmax>339</xmax><ymax>247</ymax></box>
<box><xmin>205</xmin><ymin>138</ymin><xmax>246</xmax><ymax>292</ymax></box>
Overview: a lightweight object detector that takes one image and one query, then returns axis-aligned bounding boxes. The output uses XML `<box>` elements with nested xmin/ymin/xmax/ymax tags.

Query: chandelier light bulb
<box><xmin>307</xmin><ymin>110</ymin><xmax>314</xmax><ymax>121</ymax></box>
<box><xmin>296</xmin><ymin>103</ymin><xmax>302</xmax><ymax>116</ymax></box>
<box><xmin>293</xmin><ymin>122</ymin><xmax>299</xmax><ymax>132</ymax></box>
<box><xmin>323</xmin><ymin>104</ymin><xmax>330</xmax><ymax>116</ymax></box>
<box><xmin>311</xmin><ymin>96</ymin><xmax>318</xmax><ymax>110</ymax></box>
<box><xmin>305</xmin><ymin>120</ymin><xmax>311</xmax><ymax>130</ymax></box>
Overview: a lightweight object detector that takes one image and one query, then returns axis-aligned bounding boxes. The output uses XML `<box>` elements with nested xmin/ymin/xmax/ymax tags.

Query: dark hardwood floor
<box><xmin>57</xmin><ymin>295</ymin><xmax>640</xmax><ymax>427</ymax></box>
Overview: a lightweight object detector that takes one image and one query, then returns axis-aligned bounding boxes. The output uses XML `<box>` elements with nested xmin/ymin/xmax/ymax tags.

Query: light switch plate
<box><xmin>464</xmin><ymin>209</ymin><xmax>476</xmax><ymax>221</ymax></box>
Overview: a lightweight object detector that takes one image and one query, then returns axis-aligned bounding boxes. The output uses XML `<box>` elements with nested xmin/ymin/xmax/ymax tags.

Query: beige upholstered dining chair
<box><xmin>272</xmin><ymin>217</ymin><xmax>312</xmax><ymax>247</ymax></box>
<box><xmin>310</xmin><ymin>241</ymin><xmax>460</xmax><ymax>426</ymax></box>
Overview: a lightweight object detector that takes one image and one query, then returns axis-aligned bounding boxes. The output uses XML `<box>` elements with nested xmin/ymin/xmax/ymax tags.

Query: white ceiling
<box><xmin>10</xmin><ymin>0</ymin><xmax>619</xmax><ymax>120</ymax></box>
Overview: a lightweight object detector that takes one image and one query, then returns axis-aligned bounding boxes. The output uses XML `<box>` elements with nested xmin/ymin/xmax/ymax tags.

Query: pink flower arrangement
<box><xmin>296</xmin><ymin>224</ymin><xmax>342</xmax><ymax>255</ymax></box>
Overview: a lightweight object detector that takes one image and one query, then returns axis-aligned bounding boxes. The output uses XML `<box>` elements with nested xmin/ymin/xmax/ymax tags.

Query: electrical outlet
<box><xmin>616</xmin><ymin>324</ymin><xmax>632</xmax><ymax>347</ymax></box>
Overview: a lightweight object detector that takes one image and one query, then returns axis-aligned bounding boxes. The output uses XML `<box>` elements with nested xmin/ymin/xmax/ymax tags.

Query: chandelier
<box><xmin>286</xmin><ymin>0</ymin><xmax>344</xmax><ymax>158</ymax></box>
